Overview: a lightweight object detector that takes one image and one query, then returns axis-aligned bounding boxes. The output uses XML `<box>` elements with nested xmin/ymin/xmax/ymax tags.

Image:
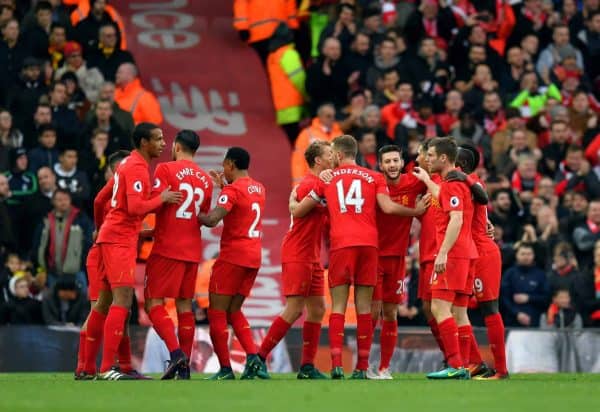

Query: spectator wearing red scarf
<box><xmin>380</xmin><ymin>82</ymin><xmax>416</xmax><ymax>141</ymax></box>
<box><xmin>436</xmin><ymin>89</ymin><xmax>463</xmax><ymax>134</ymax></box>
<box><xmin>547</xmin><ymin>242</ymin><xmax>581</xmax><ymax>294</ymax></box>
<box><xmin>511</xmin><ymin>154</ymin><xmax>542</xmax><ymax>204</ymax></box>
<box><xmin>555</xmin><ymin>145</ymin><xmax>600</xmax><ymax>197</ymax></box>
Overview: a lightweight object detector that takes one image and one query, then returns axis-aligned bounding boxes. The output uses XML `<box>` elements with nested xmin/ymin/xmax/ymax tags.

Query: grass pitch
<box><xmin>1</xmin><ymin>373</ymin><xmax>598</xmax><ymax>412</ymax></box>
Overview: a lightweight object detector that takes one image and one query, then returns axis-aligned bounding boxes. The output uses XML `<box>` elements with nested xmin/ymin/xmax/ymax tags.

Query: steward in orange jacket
<box><xmin>114</xmin><ymin>63</ymin><xmax>163</xmax><ymax>125</ymax></box>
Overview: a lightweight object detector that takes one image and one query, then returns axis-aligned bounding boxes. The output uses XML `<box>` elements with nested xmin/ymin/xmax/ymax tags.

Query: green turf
<box><xmin>1</xmin><ymin>373</ymin><xmax>599</xmax><ymax>412</ymax></box>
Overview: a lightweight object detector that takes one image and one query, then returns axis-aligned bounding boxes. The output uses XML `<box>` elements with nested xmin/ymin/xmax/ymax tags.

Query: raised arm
<box><xmin>412</xmin><ymin>167</ymin><xmax>440</xmax><ymax>198</ymax></box>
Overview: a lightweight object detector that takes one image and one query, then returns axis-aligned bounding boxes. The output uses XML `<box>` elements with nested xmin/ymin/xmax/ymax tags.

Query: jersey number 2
<box><xmin>176</xmin><ymin>183</ymin><xmax>205</xmax><ymax>219</ymax></box>
<box><xmin>248</xmin><ymin>202</ymin><xmax>261</xmax><ymax>238</ymax></box>
<box><xmin>110</xmin><ymin>173</ymin><xmax>119</xmax><ymax>207</ymax></box>
<box><xmin>336</xmin><ymin>179</ymin><xmax>365</xmax><ymax>213</ymax></box>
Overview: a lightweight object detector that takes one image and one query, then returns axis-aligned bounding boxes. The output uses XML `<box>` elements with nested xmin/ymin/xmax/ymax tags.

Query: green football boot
<box><xmin>349</xmin><ymin>369</ymin><xmax>368</xmax><ymax>380</ymax></box>
<box><xmin>331</xmin><ymin>366</ymin><xmax>345</xmax><ymax>380</ymax></box>
<box><xmin>206</xmin><ymin>367</ymin><xmax>235</xmax><ymax>380</ymax></box>
<box><xmin>426</xmin><ymin>367</ymin><xmax>470</xmax><ymax>380</ymax></box>
<box><xmin>297</xmin><ymin>364</ymin><xmax>328</xmax><ymax>380</ymax></box>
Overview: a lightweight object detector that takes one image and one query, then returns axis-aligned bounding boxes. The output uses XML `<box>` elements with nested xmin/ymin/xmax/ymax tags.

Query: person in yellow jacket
<box><xmin>233</xmin><ymin>0</ymin><xmax>299</xmax><ymax>64</ymax></box>
<box><xmin>114</xmin><ymin>63</ymin><xmax>163</xmax><ymax>125</ymax></box>
<box><xmin>267</xmin><ymin>23</ymin><xmax>307</xmax><ymax>146</ymax></box>
<box><xmin>290</xmin><ymin>103</ymin><xmax>342</xmax><ymax>185</ymax></box>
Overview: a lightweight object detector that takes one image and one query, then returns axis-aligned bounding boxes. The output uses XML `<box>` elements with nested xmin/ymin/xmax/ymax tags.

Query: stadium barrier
<box><xmin>0</xmin><ymin>326</ymin><xmax>599</xmax><ymax>373</ymax></box>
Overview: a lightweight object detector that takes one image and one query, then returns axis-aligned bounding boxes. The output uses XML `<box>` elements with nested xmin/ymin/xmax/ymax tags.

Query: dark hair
<box><xmin>552</xmin><ymin>288</ymin><xmax>571</xmax><ymax>298</ymax></box>
<box><xmin>380</xmin><ymin>36</ymin><xmax>396</xmax><ymax>47</ymax></box>
<box><xmin>175</xmin><ymin>129</ymin><xmax>200</xmax><ymax>154</ymax></box>
<box><xmin>355</xmin><ymin>128</ymin><xmax>376</xmax><ymax>142</ymax></box>
<box><xmin>96</xmin><ymin>98</ymin><xmax>112</xmax><ymax>107</ymax></box>
<box><xmin>505</xmin><ymin>107</ymin><xmax>522</xmax><ymax>119</ymax></box>
<box><xmin>108</xmin><ymin>150</ymin><xmax>130</xmax><ymax>172</ymax></box>
<box><xmin>332</xmin><ymin>135</ymin><xmax>358</xmax><ymax>159</ymax></box>
<box><xmin>378</xmin><ymin>144</ymin><xmax>402</xmax><ymax>162</ymax></box>
<box><xmin>91</xmin><ymin>128</ymin><xmax>108</xmax><ymax>138</ymax></box>
<box><xmin>131</xmin><ymin>122</ymin><xmax>159</xmax><ymax>149</ymax></box>
<box><xmin>38</xmin><ymin>124</ymin><xmax>56</xmax><ymax>137</ymax></box>
<box><xmin>49</xmin><ymin>81</ymin><xmax>66</xmax><ymax>92</ymax></box>
<box><xmin>305</xmin><ymin>140</ymin><xmax>330</xmax><ymax>168</ymax></box>
<box><xmin>429</xmin><ymin>137</ymin><xmax>458</xmax><ymax>163</ymax></box>
<box><xmin>550</xmin><ymin>119</ymin><xmax>567</xmax><ymax>129</ymax></box>
<box><xmin>567</xmin><ymin>144</ymin><xmax>583</xmax><ymax>154</ymax></box>
<box><xmin>35</xmin><ymin>1</ymin><xmax>52</xmax><ymax>13</ymax></box>
<box><xmin>516</xmin><ymin>241</ymin><xmax>535</xmax><ymax>252</ymax></box>
<box><xmin>60</xmin><ymin>146</ymin><xmax>78</xmax><ymax>155</ymax></box>
<box><xmin>225</xmin><ymin>147</ymin><xmax>250</xmax><ymax>170</ymax></box>
<box><xmin>337</xmin><ymin>3</ymin><xmax>356</xmax><ymax>15</ymax></box>
<box><xmin>52</xmin><ymin>188</ymin><xmax>72</xmax><ymax>200</ymax></box>
<box><xmin>491</xmin><ymin>188</ymin><xmax>511</xmax><ymax>201</ymax></box>
<box><xmin>456</xmin><ymin>143</ymin><xmax>479</xmax><ymax>174</ymax></box>
<box><xmin>50</xmin><ymin>22</ymin><xmax>66</xmax><ymax>32</ymax></box>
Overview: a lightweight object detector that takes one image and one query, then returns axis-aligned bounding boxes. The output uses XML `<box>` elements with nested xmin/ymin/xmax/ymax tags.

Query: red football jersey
<box><xmin>281</xmin><ymin>173</ymin><xmax>326</xmax><ymax>264</ymax></box>
<box><xmin>151</xmin><ymin>160</ymin><xmax>213</xmax><ymax>263</ymax></box>
<box><xmin>470</xmin><ymin>173</ymin><xmax>499</xmax><ymax>255</ymax></box>
<box><xmin>311</xmin><ymin>165</ymin><xmax>388</xmax><ymax>250</ymax></box>
<box><xmin>97</xmin><ymin>151</ymin><xmax>155</xmax><ymax>247</ymax></box>
<box><xmin>418</xmin><ymin>173</ymin><xmax>442</xmax><ymax>264</ymax></box>
<box><xmin>216</xmin><ymin>176</ymin><xmax>265</xmax><ymax>269</ymax></box>
<box><xmin>377</xmin><ymin>173</ymin><xmax>427</xmax><ymax>257</ymax></box>
<box><xmin>434</xmin><ymin>177</ymin><xmax>475</xmax><ymax>259</ymax></box>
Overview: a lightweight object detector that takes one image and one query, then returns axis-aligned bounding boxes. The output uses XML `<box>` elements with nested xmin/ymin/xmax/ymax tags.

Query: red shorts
<box><xmin>209</xmin><ymin>259</ymin><xmax>258</xmax><ymax>297</ymax></box>
<box><xmin>282</xmin><ymin>262</ymin><xmax>325</xmax><ymax>297</ymax></box>
<box><xmin>430</xmin><ymin>257</ymin><xmax>470</xmax><ymax>293</ymax></box>
<box><xmin>472</xmin><ymin>248</ymin><xmax>502</xmax><ymax>302</ymax></box>
<box><xmin>98</xmin><ymin>243</ymin><xmax>137</xmax><ymax>290</ymax></box>
<box><xmin>86</xmin><ymin>244</ymin><xmax>101</xmax><ymax>301</ymax></box>
<box><xmin>145</xmin><ymin>254</ymin><xmax>198</xmax><ymax>299</ymax></box>
<box><xmin>328</xmin><ymin>246</ymin><xmax>378</xmax><ymax>288</ymax></box>
<box><xmin>418</xmin><ymin>261</ymin><xmax>434</xmax><ymax>301</ymax></box>
<box><xmin>373</xmin><ymin>256</ymin><xmax>406</xmax><ymax>304</ymax></box>
<box><xmin>464</xmin><ymin>260</ymin><xmax>476</xmax><ymax>295</ymax></box>
<box><xmin>430</xmin><ymin>289</ymin><xmax>470</xmax><ymax>305</ymax></box>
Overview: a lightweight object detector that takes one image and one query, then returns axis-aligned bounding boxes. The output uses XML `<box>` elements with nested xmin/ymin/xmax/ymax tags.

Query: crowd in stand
<box><xmin>237</xmin><ymin>0</ymin><xmax>600</xmax><ymax>328</ymax></box>
<box><xmin>0</xmin><ymin>0</ymin><xmax>162</xmax><ymax>326</ymax></box>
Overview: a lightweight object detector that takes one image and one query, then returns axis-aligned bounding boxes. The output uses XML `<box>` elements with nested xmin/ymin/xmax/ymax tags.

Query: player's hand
<box><xmin>486</xmin><ymin>220</ymin><xmax>495</xmax><ymax>239</ymax></box>
<box><xmin>319</xmin><ymin>169</ymin><xmax>333</xmax><ymax>183</ymax></box>
<box><xmin>160</xmin><ymin>186</ymin><xmax>183</xmax><ymax>204</ymax></box>
<box><xmin>415</xmin><ymin>193</ymin><xmax>432</xmax><ymax>215</ymax></box>
<box><xmin>445</xmin><ymin>170</ymin><xmax>468</xmax><ymax>183</ymax></box>
<box><xmin>209</xmin><ymin>170</ymin><xmax>226</xmax><ymax>188</ymax></box>
<box><xmin>513</xmin><ymin>293</ymin><xmax>529</xmax><ymax>304</ymax></box>
<box><xmin>412</xmin><ymin>167</ymin><xmax>431</xmax><ymax>183</ymax></box>
<box><xmin>517</xmin><ymin>312</ymin><xmax>531</xmax><ymax>326</ymax></box>
<box><xmin>434</xmin><ymin>251</ymin><xmax>447</xmax><ymax>274</ymax></box>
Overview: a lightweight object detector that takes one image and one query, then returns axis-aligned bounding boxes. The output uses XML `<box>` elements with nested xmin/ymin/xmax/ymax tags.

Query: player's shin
<box><xmin>208</xmin><ymin>308</ymin><xmax>231</xmax><ymax>368</ymax></box>
<box><xmin>177</xmin><ymin>311</ymin><xmax>195</xmax><ymax>360</ymax></box>
<box><xmin>431</xmin><ymin>297</ymin><xmax>462</xmax><ymax>369</ymax></box>
<box><xmin>83</xmin><ymin>309</ymin><xmax>106</xmax><ymax>374</ymax></box>
<box><xmin>485</xmin><ymin>312</ymin><xmax>508</xmax><ymax>375</ymax></box>
<box><xmin>148</xmin><ymin>304</ymin><xmax>181</xmax><ymax>355</ymax></box>
<box><xmin>100</xmin><ymin>305</ymin><xmax>129</xmax><ymax>373</ymax></box>
<box><xmin>259</xmin><ymin>316</ymin><xmax>292</xmax><ymax>361</ymax></box>
<box><xmin>329</xmin><ymin>312</ymin><xmax>345</xmax><ymax>369</ymax></box>
<box><xmin>228</xmin><ymin>310</ymin><xmax>257</xmax><ymax>355</ymax></box>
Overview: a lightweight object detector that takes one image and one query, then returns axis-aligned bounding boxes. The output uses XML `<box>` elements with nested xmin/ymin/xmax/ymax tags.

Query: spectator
<box><xmin>79</xmin><ymin>129</ymin><xmax>110</xmax><ymax>195</ymax></box>
<box><xmin>4</xmin><ymin>147</ymin><xmax>37</xmax><ymax>207</ymax></box>
<box><xmin>54</xmin><ymin>40</ymin><xmax>104</xmax><ymax>103</ymax></box>
<box><xmin>560</xmin><ymin>190</ymin><xmax>590</xmax><ymax>235</ymax></box>
<box><xmin>365</xmin><ymin>36</ymin><xmax>403</xmax><ymax>93</ymax></box>
<box><xmin>22</xmin><ymin>103</ymin><xmax>52</xmax><ymax>150</ymax></box>
<box><xmin>540</xmin><ymin>288</ymin><xmax>583</xmax><ymax>329</ymax></box>
<box><xmin>380</xmin><ymin>81</ymin><xmax>416</xmax><ymax>141</ymax></box>
<box><xmin>33</xmin><ymin>189</ymin><xmax>93</xmax><ymax>289</ymax></box>
<box><xmin>318</xmin><ymin>3</ymin><xmax>357</xmax><ymax>54</ymax></box>
<box><xmin>81</xmin><ymin>98</ymin><xmax>129</xmax><ymax>153</ymax></box>
<box><xmin>463</xmin><ymin>64</ymin><xmax>499</xmax><ymax>112</ymax></box>
<box><xmin>60</xmin><ymin>71</ymin><xmax>88</xmax><ymax>117</ymax></box>
<box><xmin>454</xmin><ymin>45</ymin><xmax>488</xmax><ymax>91</ymax></box>
<box><xmin>548</xmin><ymin>242</ymin><xmax>581</xmax><ymax>294</ymax></box>
<box><xmin>555</xmin><ymin>145</ymin><xmax>600</xmax><ymax>198</ymax></box>
<box><xmin>436</xmin><ymin>89</ymin><xmax>463</xmax><ymax>134</ymax></box>
<box><xmin>512</xmin><ymin>154</ymin><xmax>544</xmax><ymax>205</ymax></box>
<box><xmin>568</xmin><ymin>89</ymin><xmax>597</xmax><ymax>140</ymax></box>
<box><xmin>344</xmin><ymin>31</ymin><xmax>372</xmax><ymax>90</ymax></box>
<box><xmin>355</xmin><ymin>128</ymin><xmax>377</xmax><ymax>170</ymax></box>
<box><xmin>499</xmin><ymin>46</ymin><xmax>531</xmax><ymax>95</ymax></box>
<box><xmin>510</xmin><ymin>70</ymin><xmax>562</xmax><ymax>118</ymax></box>
<box><xmin>20</xmin><ymin>1</ymin><xmax>51</xmax><ymax>60</ymax></box>
<box><xmin>404</xmin><ymin>0</ymin><xmax>456</xmax><ymax>50</ymax></box>
<box><xmin>22</xmin><ymin>166</ymin><xmax>56</xmax><ymax>248</ymax></box>
<box><xmin>0</xmin><ymin>108</ymin><xmax>23</xmax><ymax>151</ymax></box>
<box><xmin>479</xmin><ymin>91</ymin><xmax>505</xmax><ymax>138</ymax></box>
<box><xmin>497</xmin><ymin>129</ymin><xmax>542</xmax><ymax>177</ymax></box>
<box><xmin>542</xmin><ymin>119</ymin><xmax>570</xmax><ymax>175</ymax></box>
<box><xmin>572</xmin><ymin>199</ymin><xmax>600</xmax><ymax>269</ymax></box>
<box><xmin>75</xmin><ymin>0</ymin><xmax>121</xmax><ymax>56</ymax></box>
<box><xmin>85</xmin><ymin>81</ymin><xmax>134</xmax><ymax>139</ymax></box>
<box><xmin>53</xmin><ymin>147</ymin><xmax>90</xmax><ymax>209</ymax></box>
<box><xmin>41</xmin><ymin>277</ymin><xmax>88</xmax><ymax>326</ymax></box>
<box><xmin>372</xmin><ymin>68</ymin><xmax>399</xmax><ymax>107</ymax></box>
<box><xmin>114</xmin><ymin>62</ymin><xmax>163</xmax><ymax>125</ymax></box>
<box><xmin>507</xmin><ymin>0</ymin><xmax>552</xmax><ymax>49</ymax></box>
<box><xmin>537</xmin><ymin>24</ymin><xmax>584</xmax><ymax>78</ymax></box>
<box><xmin>306</xmin><ymin>37</ymin><xmax>350</xmax><ymax>113</ymax></box>
<box><xmin>290</xmin><ymin>103</ymin><xmax>342</xmax><ymax>184</ymax></box>
<box><xmin>47</xmin><ymin>22</ymin><xmax>67</xmax><ymax>70</ymax></box>
<box><xmin>451</xmin><ymin>108</ymin><xmax>491</xmax><ymax>167</ymax></box>
<box><xmin>87</xmin><ymin>23</ymin><xmax>135</xmax><ymax>82</ymax></box>
<box><xmin>0</xmin><ymin>276</ymin><xmax>43</xmax><ymax>325</ymax></box>
<box><xmin>490</xmin><ymin>188</ymin><xmax>522</xmax><ymax>245</ymax></box>
<box><xmin>576</xmin><ymin>10</ymin><xmax>600</xmax><ymax>81</ymax></box>
<box><xmin>0</xmin><ymin>174</ymin><xmax>16</xmax><ymax>255</ymax></box>
<box><xmin>27</xmin><ymin>125</ymin><xmax>59</xmax><ymax>173</ymax></box>
<box><xmin>501</xmin><ymin>242</ymin><xmax>550</xmax><ymax>327</ymax></box>
<box><xmin>0</xmin><ymin>252</ymin><xmax>19</xmax><ymax>304</ymax></box>
<box><xmin>0</xmin><ymin>18</ymin><xmax>26</xmax><ymax>101</ymax></box>
<box><xmin>48</xmin><ymin>81</ymin><xmax>82</xmax><ymax>149</ymax></box>
<box><xmin>572</xmin><ymin>241</ymin><xmax>600</xmax><ymax>326</ymax></box>
<box><xmin>338</xmin><ymin>89</ymin><xmax>368</xmax><ymax>133</ymax></box>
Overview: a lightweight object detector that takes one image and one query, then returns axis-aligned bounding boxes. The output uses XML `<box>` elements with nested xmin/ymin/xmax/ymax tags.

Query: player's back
<box><xmin>377</xmin><ymin>173</ymin><xmax>426</xmax><ymax>256</ymax></box>
<box><xmin>97</xmin><ymin>151</ymin><xmax>149</xmax><ymax>247</ymax></box>
<box><xmin>152</xmin><ymin>160</ymin><xmax>213</xmax><ymax>263</ymax></box>
<box><xmin>218</xmin><ymin>176</ymin><xmax>265</xmax><ymax>268</ymax></box>
<box><xmin>469</xmin><ymin>173</ymin><xmax>498</xmax><ymax>255</ymax></box>
<box><xmin>281</xmin><ymin>173</ymin><xmax>326</xmax><ymax>264</ymax></box>
<box><xmin>321</xmin><ymin>164</ymin><xmax>387</xmax><ymax>250</ymax></box>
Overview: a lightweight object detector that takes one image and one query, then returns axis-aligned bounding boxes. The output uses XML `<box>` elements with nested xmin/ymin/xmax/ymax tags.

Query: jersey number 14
<box><xmin>336</xmin><ymin>179</ymin><xmax>365</xmax><ymax>213</ymax></box>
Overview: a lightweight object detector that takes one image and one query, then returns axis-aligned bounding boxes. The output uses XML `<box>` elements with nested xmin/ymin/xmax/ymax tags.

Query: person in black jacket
<box><xmin>48</xmin><ymin>81</ymin><xmax>82</xmax><ymax>150</ymax></box>
<box><xmin>0</xmin><ymin>276</ymin><xmax>43</xmax><ymax>325</ymax></box>
<box><xmin>572</xmin><ymin>242</ymin><xmax>600</xmax><ymax>326</ymax></box>
<box><xmin>27</xmin><ymin>125</ymin><xmax>59</xmax><ymax>174</ymax></box>
<box><xmin>20</xmin><ymin>1</ymin><xmax>52</xmax><ymax>60</ymax></box>
<box><xmin>53</xmin><ymin>147</ymin><xmax>90</xmax><ymax>210</ymax></box>
<box><xmin>75</xmin><ymin>0</ymin><xmax>122</xmax><ymax>57</ymax></box>
<box><xmin>6</xmin><ymin>57</ymin><xmax>47</xmax><ymax>135</ymax></box>
<box><xmin>41</xmin><ymin>277</ymin><xmax>87</xmax><ymax>326</ymax></box>
<box><xmin>87</xmin><ymin>23</ymin><xmax>134</xmax><ymax>82</ymax></box>
<box><xmin>0</xmin><ymin>18</ymin><xmax>27</xmax><ymax>104</ymax></box>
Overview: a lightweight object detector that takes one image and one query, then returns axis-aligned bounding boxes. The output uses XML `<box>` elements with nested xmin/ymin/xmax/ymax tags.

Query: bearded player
<box><xmin>369</xmin><ymin>145</ymin><xmax>427</xmax><ymax>379</ymax></box>
<box><xmin>144</xmin><ymin>130</ymin><xmax>213</xmax><ymax>380</ymax></box>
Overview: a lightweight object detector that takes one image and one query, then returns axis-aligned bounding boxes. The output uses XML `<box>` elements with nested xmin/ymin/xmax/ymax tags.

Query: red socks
<box><xmin>379</xmin><ymin>320</ymin><xmax>397</xmax><ymax>370</ymax></box>
<box><xmin>438</xmin><ymin>317</ymin><xmax>462</xmax><ymax>369</ymax></box>
<box><xmin>470</xmin><ymin>331</ymin><xmax>483</xmax><ymax>365</ymax></box>
<box><xmin>228</xmin><ymin>311</ymin><xmax>257</xmax><ymax>355</ymax></box>
<box><xmin>329</xmin><ymin>313</ymin><xmax>345</xmax><ymax>368</ymax></box>
<box><xmin>356</xmin><ymin>313</ymin><xmax>373</xmax><ymax>371</ymax></box>
<box><xmin>259</xmin><ymin>316</ymin><xmax>291</xmax><ymax>359</ymax></box>
<box><xmin>208</xmin><ymin>308</ymin><xmax>231</xmax><ymax>368</ymax></box>
<box><xmin>76</xmin><ymin>330</ymin><xmax>86</xmax><ymax>374</ymax></box>
<box><xmin>177</xmin><ymin>311</ymin><xmax>195</xmax><ymax>360</ymax></box>
<box><xmin>485</xmin><ymin>313</ymin><xmax>508</xmax><ymax>375</ymax></box>
<box><xmin>427</xmin><ymin>318</ymin><xmax>445</xmax><ymax>356</ymax></box>
<box><xmin>301</xmin><ymin>321</ymin><xmax>321</xmax><ymax>366</ymax></box>
<box><xmin>118</xmin><ymin>335</ymin><xmax>132</xmax><ymax>373</ymax></box>
<box><xmin>100</xmin><ymin>306</ymin><xmax>128</xmax><ymax>373</ymax></box>
<box><xmin>83</xmin><ymin>309</ymin><xmax>106</xmax><ymax>374</ymax></box>
<box><xmin>149</xmin><ymin>305</ymin><xmax>180</xmax><ymax>352</ymax></box>
<box><xmin>458</xmin><ymin>325</ymin><xmax>472</xmax><ymax>366</ymax></box>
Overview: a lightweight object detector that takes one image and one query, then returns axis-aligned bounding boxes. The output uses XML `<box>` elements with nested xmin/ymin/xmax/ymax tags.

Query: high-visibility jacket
<box><xmin>290</xmin><ymin>117</ymin><xmax>342</xmax><ymax>184</ymax></box>
<box><xmin>233</xmin><ymin>0</ymin><xmax>299</xmax><ymax>44</ymax></box>
<box><xmin>70</xmin><ymin>0</ymin><xmax>127</xmax><ymax>50</ymax></box>
<box><xmin>114</xmin><ymin>78</ymin><xmax>164</xmax><ymax>125</ymax></box>
<box><xmin>267</xmin><ymin>44</ymin><xmax>306</xmax><ymax>125</ymax></box>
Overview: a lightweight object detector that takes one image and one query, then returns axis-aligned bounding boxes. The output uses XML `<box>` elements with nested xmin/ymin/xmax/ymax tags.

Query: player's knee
<box><xmin>307</xmin><ymin>301</ymin><xmax>326</xmax><ymax>321</ymax></box>
<box><xmin>383</xmin><ymin>304</ymin><xmax>398</xmax><ymax>321</ymax></box>
<box><xmin>479</xmin><ymin>300</ymin><xmax>499</xmax><ymax>317</ymax></box>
